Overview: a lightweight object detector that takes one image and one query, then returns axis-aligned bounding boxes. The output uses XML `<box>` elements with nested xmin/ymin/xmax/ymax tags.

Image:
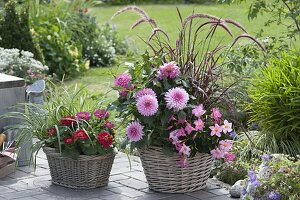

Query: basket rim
<box><xmin>43</xmin><ymin>146</ymin><xmax>116</xmax><ymax>160</ymax></box>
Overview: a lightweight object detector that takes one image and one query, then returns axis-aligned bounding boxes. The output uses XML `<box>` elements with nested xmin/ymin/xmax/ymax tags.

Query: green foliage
<box><xmin>0</xmin><ymin>0</ymin><xmax>44</xmax><ymax>62</ymax></box>
<box><xmin>246</xmin><ymin>52</ymin><xmax>300</xmax><ymax>156</ymax></box>
<box><xmin>215</xmin><ymin>161</ymin><xmax>248</xmax><ymax>185</ymax></box>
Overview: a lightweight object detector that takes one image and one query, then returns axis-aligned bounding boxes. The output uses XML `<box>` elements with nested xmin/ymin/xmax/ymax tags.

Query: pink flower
<box><xmin>210</xmin><ymin>148</ymin><xmax>224</xmax><ymax>159</ymax></box>
<box><xmin>211</xmin><ymin>107</ymin><xmax>222</xmax><ymax>121</ymax></box>
<box><xmin>104</xmin><ymin>121</ymin><xmax>115</xmax><ymax>129</ymax></box>
<box><xmin>126</xmin><ymin>121</ymin><xmax>144</xmax><ymax>142</ymax></box>
<box><xmin>165</xmin><ymin>87</ymin><xmax>189</xmax><ymax>111</ymax></box>
<box><xmin>185</xmin><ymin>123</ymin><xmax>195</xmax><ymax>135</ymax></box>
<box><xmin>209</xmin><ymin>124</ymin><xmax>222</xmax><ymax>137</ymax></box>
<box><xmin>94</xmin><ymin>109</ymin><xmax>109</xmax><ymax>119</ymax></box>
<box><xmin>136</xmin><ymin>95</ymin><xmax>159</xmax><ymax>116</ymax></box>
<box><xmin>219</xmin><ymin>140</ymin><xmax>233</xmax><ymax>151</ymax></box>
<box><xmin>75</xmin><ymin>112</ymin><xmax>91</xmax><ymax>120</ymax></box>
<box><xmin>194</xmin><ymin>119</ymin><xmax>205</xmax><ymax>131</ymax></box>
<box><xmin>119</xmin><ymin>89</ymin><xmax>127</xmax><ymax>99</ymax></box>
<box><xmin>179</xmin><ymin>143</ymin><xmax>191</xmax><ymax>157</ymax></box>
<box><xmin>222</xmin><ymin>120</ymin><xmax>233</xmax><ymax>134</ymax></box>
<box><xmin>157</xmin><ymin>62</ymin><xmax>180</xmax><ymax>80</ymax></box>
<box><xmin>224</xmin><ymin>152</ymin><xmax>235</xmax><ymax>162</ymax></box>
<box><xmin>192</xmin><ymin>104</ymin><xmax>206</xmax><ymax>117</ymax></box>
<box><xmin>114</xmin><ymin>73</ymin><xmax>131</xmax><ymax>88</ymax></box>
<box><xmin>175</xmin><ymin>142</ymin><xmax>183</xmax><ymax>151</ymax></box>
<box><xmin>169</xmin><ymin>130</ymin><xmax>179</xmax><ymax>144</ymax></box>
<box><xmin>136</xmin><ymin>88</ymin><xmax>156</xmax><ymax>99</ymax></box>
<box><xmin>176</xmin><ymin>128</ymin><xmax>186</xmax><ymax>137</ymax></box>
<box><xmin>177</xmin><ymin>156</ymin><xmax>188</xmax><ymax>168</ymax></box>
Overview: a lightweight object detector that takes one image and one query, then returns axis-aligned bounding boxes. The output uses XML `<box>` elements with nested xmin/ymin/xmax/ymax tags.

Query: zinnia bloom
<box><xmin>60</xmin><ymin>116</ymin><xmax>75</xmax><ymax>126</ymax></box>
<box><xmin>97</xmin><ymin>131</ymin><xmax>113</xmax><ymax>148</ymax></box>
<box><xmin>157</xmin><ymin>62</ymin><xmax>180</xmax><ymax>80</ymax></box>
<box><xmin>211</xmin><ymin>107</ymin><xmax>222</xmax><ymax>121</ymax></box>
<box><xmin>47</xmin><ymin>127</ymin><xmax>56</xmax><ymax>137</ymax></box>
<box><xmin>192</xmin><ymin>104</ymin><xmax>206</xmax><ymax>117</ymax></box>
<box><xmin>209</xmin><ymin>124</ymin><xmax>222</xmax><ymax>137</ymax></box>
<box><xmin>136</xmin><ymin>88</ymin><xmax>156</xmax><ymax>100</ymax></box>
<box><xmin>114</xmin><ymin>73</ymin><xmax>131</xmax><ymax>88</ymax></box>
<box><xmin>222</xmin><ymin>120</ymin><xmax>232</xmax><ymax>134</ymax></box>
<box><xmin>64</xmin><ymin>137</ymin><xmax>74</xmax><ymax>145</ymax></box>
<box><xmin>75</xmin><ymin>112</ymin><xmax>91</xmax><ymax>121</ymax></box>
<box><xmin>73</xmin><ymin>129</ymin><xmax>88</xmax><ymax>140</ymax></box>
<box><xmin>94</xmin><ymin>109</ymin><xmax>109</xmax><ymax>119</ymax></box>
<box><xmin>104</xmin><ymin>121</ymin><xmax>115</xmax><ymax>129</ymax></box>
<box><xmin>119</xmin><ymin>89</ymin><xmax>127</xmax><ymax>99</ymax></box>
<box><xmin>126</xmin><ymin>121</ymin><xmax>144</xmax><ymax>142</ymax></box>
<box><xmin>194</xmin><ymin>119</ymin><xmax>205</xmax><ymax>131</ymax></box>
<box><xmin>136</xmin><ymin>95</ymin><xmax>159</xmax><ymax>116</ymax></box>
<box><xmin>165</xmin><ymin>87</ymin><xmax>189</xmax><ymax>111</ymax></box>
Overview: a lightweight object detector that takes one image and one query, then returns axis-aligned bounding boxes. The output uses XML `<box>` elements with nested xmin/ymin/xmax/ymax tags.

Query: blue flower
<box><xmin>268</xmin><ymin>191</ymin><xmax>281</xmax><ymax>200</ymax></box>
<box><xmin>261</xmin><ymin>153</ymin><xmax>271</xmax><ymax>163</ymax></box>
<box><xmin>229</xmin><ymin>131</ymin><xmax>237</xmax><ymax>139</ymax></box>
<box><xmin>248</xmin><ymin>170</ymin><xmax>260</xmax><ymax>188</ymax></box>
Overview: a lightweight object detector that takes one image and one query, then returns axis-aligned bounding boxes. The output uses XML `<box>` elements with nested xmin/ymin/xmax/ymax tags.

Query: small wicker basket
<box><xmin>43</xmin><ymin>147</ymin><xmax>115</xmax><ymax>189</ymax></box>
<box><xmin>139</xmin><ymin>146</ymin><xmax>213</xmax><ymax>193</ymax></box>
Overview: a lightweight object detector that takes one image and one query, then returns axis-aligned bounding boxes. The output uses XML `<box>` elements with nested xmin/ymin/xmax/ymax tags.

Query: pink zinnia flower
<box><xmin>94</xmin><ymin>109</ymin><xmax>109</xmax><ymax>119</ymax></box>
<box><xmin>192</xmin><ymin>104</ymin><xmax>206</xmax><ymax>117</ymax></box>
<box><xmin>179</xmin><ymin>143</ymin><xmax>191</xmax><ymax>157</ymax></box>
<box><xmin>136</xmin><ymin>95</ymin><xmax>159</xmax><ymax>116</ymax></box>
<box><xmin>185</xmin><ymin>123</ymin><xmax>195</xmax><ymax>135</ymax></box>
<box><xmin>209</xmin><ymin>124</ymin><xmax>222</xmax><ymax>137</ymax></box>
<box><xmin>114</xmin><ymin>73</ymin><xmax>131</xmax><ymax>88</ymax></box>
<box><xmin>219</xmin><ymin>140</ymin><xmax>233</xmax><ymax>151</ymax></box>
<box><xmin>75</xmin><ymin>112</ymin><xmax>91</xmax><ymax>120</ymax></box>
<box><xmin>222</xmin><ymin>120</ymin><xmax>233</xmax><ymax>134</ymax></box>
<box><xmin>119</xmin><ymin>89</ymin><xmax>127</xmax><ymax>99</ymax></box>
<box><xmin>210</xmin><ymin>148</ymin><xmax>224</xmax><ymax>159</ymax></box>
<box><xmin>104</xmin><ymin>121</ymin><xmax>115</xmax><ymax>129</ymax></box>
<box><xmin>224</xmin><ymin>152</ymin><xmax>235</xmax><ymax>162</ymax></box>
<box><xmin>169</xmin><ymin>130</ymin><xmax>179</xmax><ymax>144</ymax></box>
<box><xmin>194</xmin><ymin>119</ymin><xmax>205</xmax><ymax>131</ymax></box>
<box><xmin>126</xmin><ymin>121</ymin><xmax>144</xmax><ymax>142</ymax></box>
<box><xmin>136</xmin><ymin>88</ymin><xmax>156</xmax><ymax>99</ymax></box>
<box><xmin>165</xmin><ymin>87</ymin><xmax>189</xmax><ymax>111</ymax></box>
<box><xmin>211</xmin><ymin>107</ymin><xmax>222</xmax><ymax>121</ymax></box>
<box><xmin>157</xmin><ymin>62</ymin><xmax>180</xmax><ymax>80</ymax></box>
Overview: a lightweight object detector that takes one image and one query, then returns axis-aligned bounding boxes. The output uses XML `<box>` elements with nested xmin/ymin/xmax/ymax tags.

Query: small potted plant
<box><xmin>6</xmin><ymin>84</ymin><xmax>116</xmax><ymax>189</ymax></box>
<box><xmin>111</xmin><ymin>6</ymin><xmax>263</xmax><ymax>193</ymax></box>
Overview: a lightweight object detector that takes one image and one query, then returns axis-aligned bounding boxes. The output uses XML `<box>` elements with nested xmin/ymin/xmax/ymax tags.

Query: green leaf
<box><xmin>162</xmin><ymin>145</ymin><xmax>174</xmax><ymax>157</ymax></box>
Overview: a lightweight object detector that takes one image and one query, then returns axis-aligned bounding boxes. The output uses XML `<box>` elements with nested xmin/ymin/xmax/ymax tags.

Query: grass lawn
<box><xmin>68</xmin><ymin>2</ymin><xmax>286</xmax><ymax>98</ymax></box>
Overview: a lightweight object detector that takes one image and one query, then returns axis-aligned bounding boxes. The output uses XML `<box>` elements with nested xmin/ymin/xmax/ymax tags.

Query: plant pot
<box><xmin>139</xmin><ymin>146</ymin><xmax>213</xmax><ymax>193</ymax></box>
<box><xmin>43</xmin><ymin>147</ymin><xmax>115</xmax><ymax>189</ymax></box>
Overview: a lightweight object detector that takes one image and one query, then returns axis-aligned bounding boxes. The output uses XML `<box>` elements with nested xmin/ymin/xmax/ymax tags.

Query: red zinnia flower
<box><xmin>47</xmin><ymin>127</ymin><xmax>57</xmax><ymax>137</ymax></box>
<box><xmin>64</xmin><ymin>137</ymin><xmax>74</xmax><ymax>145</ymax></box>
<box><xmin>97</xmin><ymin>131</ymin><xmax>113</xmax><ymax>148</ymax></box>
<box><xmin>73</xmin><ymin>129</ymin><xmax>88</xmax><ymax>140</ymax></box>
<box><xmin>60</xmin><ymin>116</ymin><xmax>75</xmax><ymax>126</ymax></box>
<box><xmin>104</xmin><ymin>121</ymin><xmax>115</xmax><ymax>129</ymax></box>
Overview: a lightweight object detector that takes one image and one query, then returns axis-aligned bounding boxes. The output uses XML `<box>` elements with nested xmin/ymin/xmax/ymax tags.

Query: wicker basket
<box><xmin>139</xmin><ymin>146</ymin><xmax>213</xmax><ymax>193</ymax></box>
<box><xmin>43</xmin><ymin>147</ymin><xmax>115</xmax><ymax>189</ymax></box>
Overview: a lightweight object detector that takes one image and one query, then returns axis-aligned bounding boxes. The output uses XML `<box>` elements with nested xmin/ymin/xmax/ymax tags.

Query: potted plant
<box><xmin>110</xmin><ymin>6</ymin><xmax>264</xmax><ymax>193</ymax></box>
<box><xmin>5</xmin><ymin>84</ymin><xmax>116</xmax><ymax>189</ymax></box>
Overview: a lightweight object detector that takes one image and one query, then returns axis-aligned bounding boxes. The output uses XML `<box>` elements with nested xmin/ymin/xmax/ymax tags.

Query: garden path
<box><xmin>0</xmin><ymin>151</ymin><xmax>234</xmax><ymax>200</ymax></box>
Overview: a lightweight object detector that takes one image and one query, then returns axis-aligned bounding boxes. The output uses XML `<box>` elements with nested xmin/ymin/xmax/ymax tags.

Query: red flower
<box><xmin>73</xmin><ymin>129</ymin><xmax>88</xmax><ymax>140</ymax></box>
<box><xmin>104</xmin><ymin>121</ymin><xmax>115</xmax><ymax>129</ymax></box>
<box><xmin>64</xmin><ymin>137</ymin><xmax>74</xmax><ymax>145</ymax></box>
<box><xmin>47</xmin><ymin>127</ymin><xmax>57</xmax><ymax>137</ymax></box>
<box><xmin>60</xmin><ymin>116</ymin><xmax>75</xmax><ymax>126</ymax></box>
<box><xmin>97</xmin><ymin>132</ymin><xmax>113</xmax><ymax>148</ymax></box>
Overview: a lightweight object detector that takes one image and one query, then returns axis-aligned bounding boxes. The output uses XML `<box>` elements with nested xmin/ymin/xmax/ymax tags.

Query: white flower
<box><xmin>222</xmin><ymin>120</ymin><xmax>232</xmax><ymax>134</ymax></box>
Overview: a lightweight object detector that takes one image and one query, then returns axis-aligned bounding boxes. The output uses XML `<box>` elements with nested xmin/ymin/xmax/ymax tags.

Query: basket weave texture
<box><xmin>139</xmin><ymin>146</ymin><xmax>213</xmax><ymax>193</ymax></box>
<box><xmin>43</xmin><ymin>147</ymin><xmax>115</xmax><ymax>189</ymax></box>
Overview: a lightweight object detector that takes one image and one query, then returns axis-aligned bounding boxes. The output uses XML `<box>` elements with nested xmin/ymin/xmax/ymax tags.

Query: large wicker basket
<box><xmin>43</xmin><ymin>147</ymin><xmax>115</xmax><ymax>189</ymax></box>
<box><xmin>139</xmin><ymin>146</ymin><xmax>213</xmax><ymax>193</ymax></box>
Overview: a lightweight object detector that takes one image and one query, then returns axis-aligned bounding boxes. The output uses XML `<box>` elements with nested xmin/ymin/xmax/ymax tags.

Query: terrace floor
<box><xmin>0</xmin><ymin>151</ymin><xmax>234</xmax><ymax>200</ymax></box>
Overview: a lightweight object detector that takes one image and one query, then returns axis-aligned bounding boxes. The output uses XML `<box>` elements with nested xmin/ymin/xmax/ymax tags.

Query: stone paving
<box><xmin>0</xmin><ymin>150</ymin><xmax>235</xmax><ymax>200</ymax></box>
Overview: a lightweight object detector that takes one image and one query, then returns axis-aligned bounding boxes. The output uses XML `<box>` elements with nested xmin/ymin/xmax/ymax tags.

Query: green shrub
<box><xmin>0</xmin><ymin>0</ymin><xmax>44</xmax><ymax>62</ymax></box>
<box><xmin>246</xmin><ymin>52</ymin><xmax>300</xmax><ymax>156</ymax></box>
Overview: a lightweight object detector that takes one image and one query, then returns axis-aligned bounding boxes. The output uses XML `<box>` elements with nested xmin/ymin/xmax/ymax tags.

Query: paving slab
<box><xmin>0</xmin><ymin>151</ymin><xmax>232</xmax><ymax>200</ymax></box>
